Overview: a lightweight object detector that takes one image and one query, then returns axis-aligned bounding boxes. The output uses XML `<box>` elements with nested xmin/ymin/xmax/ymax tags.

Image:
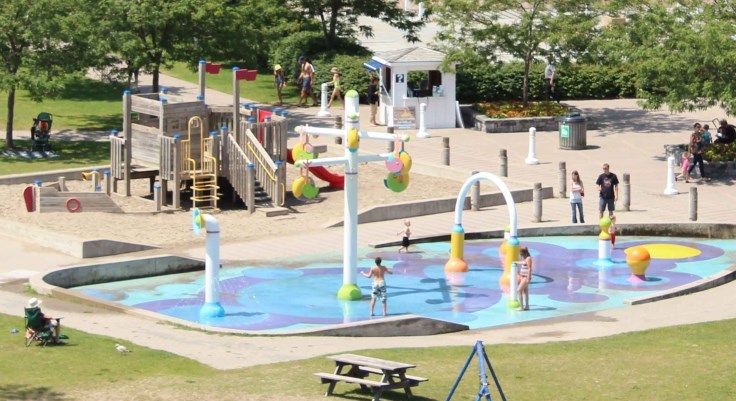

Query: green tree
<box><xmin>289</xmin><ymin>0</ymin><xmax>428</xmax><ymax>49</ymax></box>
<box><xmin>0</xmin><ymin>0</ymin><xmax>103</xmax><ymax>148</ymax></box>
<box><xmin>614</xmin><ymin>1</ymin><xmax>736</xmax><ymax>114</ymax></box>
<box><xmin>431</xmin><ymin>0</ymin><xmax>597</xmax><ymax>105</ymax></box>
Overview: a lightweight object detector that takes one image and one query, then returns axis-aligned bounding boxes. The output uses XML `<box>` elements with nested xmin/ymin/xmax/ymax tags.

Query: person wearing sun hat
<box><xmin>326</xmin><ymin>66</ymin><xmax>343</xmax><ymax>108</ymax></box>
<box><xmin>273</xmin><ymin>64</ymin><xmax>286</xmax><ymax>106</ymax></box>
<box><xmin>26</xmin><ymin>297</ymin><xmax>63</xmax><ymax>344</ymax></box>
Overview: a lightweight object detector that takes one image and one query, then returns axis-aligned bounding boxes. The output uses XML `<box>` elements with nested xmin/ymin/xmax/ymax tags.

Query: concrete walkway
<box><xmin>1</xmin><ymin>63</ymin><xmax>735</xmax><ymax>370</ymax></box>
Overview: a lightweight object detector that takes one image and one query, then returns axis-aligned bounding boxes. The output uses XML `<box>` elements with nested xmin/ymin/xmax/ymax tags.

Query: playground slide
<box><xmin>286</xmin><ymin>149</ymin><xmax>345</xmax><ymax>189</ymax></box>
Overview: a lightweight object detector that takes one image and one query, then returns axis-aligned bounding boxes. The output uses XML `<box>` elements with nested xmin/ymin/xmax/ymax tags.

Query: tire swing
<box><xmin>66</xmin><ymin>197</ymin><xmax>81</xmax><ymax>213</ymax></box>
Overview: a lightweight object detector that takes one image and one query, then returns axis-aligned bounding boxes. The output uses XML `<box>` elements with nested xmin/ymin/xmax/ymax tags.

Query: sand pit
<box><xmin>0</xmin><ymin>164</ymin><xmax>465</xmax><ymax>249</ymax></box>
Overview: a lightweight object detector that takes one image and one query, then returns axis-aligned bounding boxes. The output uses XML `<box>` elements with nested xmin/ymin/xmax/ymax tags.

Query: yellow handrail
<box><xmin>246</xmin><ymin>141</ymin><xmax>277</xmax><ymax>182</ymax></box>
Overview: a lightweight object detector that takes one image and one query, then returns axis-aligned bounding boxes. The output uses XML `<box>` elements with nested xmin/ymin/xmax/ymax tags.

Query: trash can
<box><xmin>559</xmin><ymin>113</ymin><xmax>587</xmax><ymax>150</ymax></box>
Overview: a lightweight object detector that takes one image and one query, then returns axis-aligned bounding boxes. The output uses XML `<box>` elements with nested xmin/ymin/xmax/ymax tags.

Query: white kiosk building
<box><xmin>364</xmin><ymin>47</ymin><xmax>458</xmax><ymax>129</ymax></box>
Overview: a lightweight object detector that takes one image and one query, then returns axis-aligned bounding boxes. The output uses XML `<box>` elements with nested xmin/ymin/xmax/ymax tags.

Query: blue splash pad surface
<box><xmin>72</xmin><ymin>236</ymin><xmax>735</xmax><ymax>333</ymax></box>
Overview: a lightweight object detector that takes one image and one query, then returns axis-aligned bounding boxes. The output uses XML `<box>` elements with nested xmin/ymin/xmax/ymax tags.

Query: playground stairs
<box><xmin>191</xmin><ymin>171</ymin><xmax>219</xmax><ymax>211</ymax></box>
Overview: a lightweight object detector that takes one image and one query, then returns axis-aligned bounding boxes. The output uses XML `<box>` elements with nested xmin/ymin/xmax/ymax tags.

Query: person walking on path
<box><xmin>570</xmin><ymin>170</ymin><xmax>585</xmax><ymax>224</ymax></box>
<box><xmin>368</xmin><ymin>76</ymin><xmax>380</xmax><ymax>125</ymax></box>
<box><xmin>688</xmin><ymin>124</ymin><xmax>710</xmax><ymax>181</ymax></box>
<box><xmin>273</xmin><ymin>64</ymin><xmax>286</xmax><ymax>106</ymax></box>
<box><xmin>297</xmin><ymin>56</ymin><xmax>318</xmax><ymax>107</ymax></box>
<box><xmin>596</xmin><ymin>163</ymin><xmax>619</xmax><ymax>219</ymax></box>
<box><xmin>326</xmin><ymin>67</ymin><xmax>342</xmax><ymax>108</ymax></box>
<box><xmin>544</xmin><ymin>61</ymin><xmax>557</xmax><ymax>101</ymax></box>
<box><xmin>516</xmin><ymin>247</ymin><xmax>533</xmax><ymax>311</ymax></box>
<box><xmin>360</xmin><ymin>257</ymin><xmax>393</xmax><ymax>316</ymax></box>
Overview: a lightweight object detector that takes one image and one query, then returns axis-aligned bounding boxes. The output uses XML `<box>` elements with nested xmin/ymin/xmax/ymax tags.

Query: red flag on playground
<box><xmin>205</xmin><ymin>62</ymin><xmax>221</xmax><ymax>74</ymax></box>
<box><xmin>234</xmin><ymin>69</ymin><xmax>257</xmax><ymax>81</ymax></box>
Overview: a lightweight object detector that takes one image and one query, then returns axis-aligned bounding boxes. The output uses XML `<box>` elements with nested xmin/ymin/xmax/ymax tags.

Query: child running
<box><xmin>609</xmin><ymin>215</ymin><xmax>618</xmax><ymax>247</ymax></box>
<box><xmin>397</xmin><ymin>219</ymin><xmax>411</xmax><ymax>253</ymax></box>
<box><xmin>360</xmin><ymin>257</ymin><xmax>393</xmax><ymax>316</ymax></box>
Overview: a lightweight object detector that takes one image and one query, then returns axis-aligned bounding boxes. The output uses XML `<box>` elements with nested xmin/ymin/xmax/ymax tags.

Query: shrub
<box><xmin>704</xmin><ymin>143</ymin><xmax>736</xmax><ymax>162</ymax></box>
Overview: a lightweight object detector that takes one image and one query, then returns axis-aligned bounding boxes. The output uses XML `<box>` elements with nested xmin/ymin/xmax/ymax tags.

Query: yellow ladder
<box><xmin>185</xmin><ymin>116</ymin><xmax>219</xmax><ymax>211</ymax></box>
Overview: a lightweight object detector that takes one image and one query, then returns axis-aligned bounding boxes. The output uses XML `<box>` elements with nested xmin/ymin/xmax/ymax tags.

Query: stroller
<box><xmin>30</xmin><ymin>112</ymin><xmax>53</xmax><ymax>152</ymax></box>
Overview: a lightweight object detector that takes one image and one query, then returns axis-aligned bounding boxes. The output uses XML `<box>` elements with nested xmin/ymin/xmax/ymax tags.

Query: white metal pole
<box><xmin>198</xmin><ymin>60</ymin><xmax>206</xmax><ymax>102</ymax></box>
<box><xmin>663</xmin><ymin>155</ymin><xmax>678</xmax><ymax>195</ymax></box>
<box><xmin>416</xmin><ymin>103</ymin><xmax>430</xmax><ymax>138</ymax></box>
<box><xmin>318</xmin><ymin>83</ymin><xmax>331</xmax><ymax>117</ymax></box>
<box><xmin>200</xmin><ymin>214</ymin><xmax>224</xmax><ymax>320</ymax></box>
<box><xmin>339</xmin><ymin>91</ymin><xmax>360</xmax><ymax>300</ymax></box>
<box><xmin>525</xmin><ymin>127</ymin><xmax>539</xmax><ymax>164</ymax></box>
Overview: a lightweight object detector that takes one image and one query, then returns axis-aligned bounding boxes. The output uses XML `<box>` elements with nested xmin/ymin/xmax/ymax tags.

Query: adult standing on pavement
<box><xmin>570</xmin><ymin>170</ymin><xmax>585</xmax><ymax>224</ymax></box>
<box><xmin>544</xmin><ymin>61</ymin><xmax>557</xmax><ymax>101</ymax></box>
<box><xmin>688</xmin><ymin>124</ymin><xmax>710</xmax><ymax>181</ymax></box>
<box><xmin>596</xmin><ymin>163</ymin><xmax>619</xmax><ymax>219</ymax></box>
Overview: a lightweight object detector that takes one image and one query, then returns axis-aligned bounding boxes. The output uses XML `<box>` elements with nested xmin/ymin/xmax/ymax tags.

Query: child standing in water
<box><xmin>609</xmin><ymin>215</ymin><xmax>618</xmax><ymax>247</ymax></box>
<box><xmin>360</xmin><ymin>257</ymin><xmax>393</xmax><ymax>316</ymax></box>
<box><xmin>516</xmin><ymin>247</ymin><xmax>533</xmax><ymax>311</ymax></box>
<box><xmin>397</xmin><ymin>219</ymin><xmax>411</xmax><ymax>253</ymax></box>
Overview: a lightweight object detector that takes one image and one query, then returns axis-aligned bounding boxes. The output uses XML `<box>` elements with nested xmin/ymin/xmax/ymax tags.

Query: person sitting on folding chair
<box><xmin>25</xmin><ymin>297</ymin><xmax>64</xmax><ymax>345</ymax></box>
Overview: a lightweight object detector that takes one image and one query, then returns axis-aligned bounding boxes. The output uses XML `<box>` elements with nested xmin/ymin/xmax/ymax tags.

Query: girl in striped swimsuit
<box><xmin>516</xmin><ymin>246</ymin><xmax>533</xmax><ymax>311</ymax></box>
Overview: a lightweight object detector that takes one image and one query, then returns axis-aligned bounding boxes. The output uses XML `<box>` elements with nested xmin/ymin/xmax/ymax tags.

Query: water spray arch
<box><xmin>445</xmin><ymin>172</ymin><xmax>521</xmax><ymax>305</ymax></box>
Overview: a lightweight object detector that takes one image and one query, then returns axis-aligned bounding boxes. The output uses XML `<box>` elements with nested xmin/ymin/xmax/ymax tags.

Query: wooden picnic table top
<box><xmin>327</xmin><ymin>354</ymin><xmax>416</xmax><ymax>372</ymax></box>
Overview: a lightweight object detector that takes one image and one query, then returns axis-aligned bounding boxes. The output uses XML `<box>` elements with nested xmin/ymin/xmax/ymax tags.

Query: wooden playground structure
<box><xmin>110</xmin><ymin>89</ymin><xmax>289</xmax><ymax>212</ymax></box>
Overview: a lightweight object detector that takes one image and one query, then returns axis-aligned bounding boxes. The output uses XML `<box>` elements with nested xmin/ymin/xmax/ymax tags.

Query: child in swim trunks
<box><xmin>360</xmin><ymin>257</ymin><xmax>393</xmax><ymax>316</ymax></box>
<box><xmin>397</xmin><ymin>219</ymin><xmax>411</xmax><ymax>253</ymax></box>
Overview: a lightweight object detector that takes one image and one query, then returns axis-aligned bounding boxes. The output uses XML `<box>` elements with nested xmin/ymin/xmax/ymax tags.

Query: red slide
<box><xmin>286</xmin><ymin>150</ymin><xmax>345</xmax><ymax>189</ymax></box>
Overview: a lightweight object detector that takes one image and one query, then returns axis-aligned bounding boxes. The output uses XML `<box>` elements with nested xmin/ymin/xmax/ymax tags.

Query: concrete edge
<box><xmin>0</xmin><ymin>217</ymin><xmax>158</xmax><ymax>258</ymax></box>
<box><xmin>324</xmin><ymin>186</ymin><xmax>554</xmax><ymax>228</ymax></box>
<box><xmin>0</xmin><ymin>165</ymin><xmax>112</xmax><ymax>186</ymax></box>
<box><xmin>624</xmin><ymin>266</ymin><xmax>736</xmax><ymax>306</ymax></box>
<box><xmin>31</xmin><ymin>254</ymin><xmax>468</xmax><ymax>337</ymax></box>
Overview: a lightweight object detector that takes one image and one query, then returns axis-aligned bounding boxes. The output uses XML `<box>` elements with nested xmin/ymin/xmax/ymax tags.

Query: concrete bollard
<box><xmin>664</xmin><ymin>156</ymin><xmax>678</xmax><ymax>195</ymax></box>
<box><xmin>471</xmin><ymin>170</ymin><xmax>480</xmax><ymax>211</ymax></box>
<box><xmin>441</xmin><ymin>137</ymin><xmax>450</xmax><ymax>166</ymax></box>
<box><xmin>154</xmin><ymin>184</ymin><xmax>162</xmax><ymax>212</ymax></box>
<box><xmin>334</xmin><ymin>116</ymin><xmax>343</xmax><ymax>144</ymax></box>
<box><xmin>499</xmin><ymin>149</ymin><xmax>508</xmax><ymax>177</ymax></box>
<box><xmin>558</xmin><ymin>161</ymin><xmax>567</xmax><ymax>198</ymax></box>
<box><xmin>533</xmin><ymin>182</ymin><xmax>542</xmax><ymax>222</ymax></box>
<box><xmin>690</xmin><ymin>186</ymin><xmax>698</xmax><ymax>221</ymax></box>
<box><xmin>525</xmin><ymin>127</ymin><xmax>539</xmax><ymax>164</ymax></box>
<box><xmin>58</xmin><ymin>176</ymin><xmax>67</xmax><ymax>192</ymax></box>
<box><xmin>622</xmin><ymin>173</ymin><xmax>631</xmax><ymax>211</ymax></box>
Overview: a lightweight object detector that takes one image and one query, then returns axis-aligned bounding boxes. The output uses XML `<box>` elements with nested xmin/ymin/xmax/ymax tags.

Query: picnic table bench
<box><xmin>315</xmin><ymin>353</ymin><xmax>428</xmax><ymax>401</ymax></box>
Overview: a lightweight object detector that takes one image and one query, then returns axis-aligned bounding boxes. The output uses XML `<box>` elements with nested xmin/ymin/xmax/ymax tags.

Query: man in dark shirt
<box><xmin>368</xmin><ymin>76</ymin><xmax>379</xmax><ymax>126</ymax></box>
<box><xmin>596</xmin><ymin>163</ymin><xmax>619</xmax><ymax>219</ymax></box>
<box><xmin>715</xmin><ymin>119</ymin><xmax>736</xmax><ymax>144</ymax></box>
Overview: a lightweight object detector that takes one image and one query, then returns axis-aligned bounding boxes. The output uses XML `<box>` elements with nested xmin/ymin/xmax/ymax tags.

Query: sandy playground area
<box><xmin>0</xmin><ymin>163</ymin><xmax>466</xmax><ymax>251</ymax></box>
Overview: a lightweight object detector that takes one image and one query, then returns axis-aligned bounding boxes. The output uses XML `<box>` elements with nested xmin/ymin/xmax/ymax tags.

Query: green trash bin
<box><xmin>559</xmin><ymin>113</ymin><xmax>588</xmax><ymax>150</ymax></box>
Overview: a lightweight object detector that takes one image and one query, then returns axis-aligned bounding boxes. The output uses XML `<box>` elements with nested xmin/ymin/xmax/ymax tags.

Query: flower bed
<box><xmin>470</xmin><ymin>101</ymin><xmax>576</xmax><ymax>133</ymax></box>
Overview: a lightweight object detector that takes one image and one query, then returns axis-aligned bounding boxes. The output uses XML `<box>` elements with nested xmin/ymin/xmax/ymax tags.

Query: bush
<box><xmin>704</xmin><ymin>143</ymin><xmax>736</xmax><ymax>162</ymax></box>
<box><xmin>310</xmin><ymin>54</ymin><xmax>377</xmax><ymax>103</ymax></box>
<box><xmin>456</xmin><ymin>57</ymin><xmax>638</xmax><ymax>103</ymax></box>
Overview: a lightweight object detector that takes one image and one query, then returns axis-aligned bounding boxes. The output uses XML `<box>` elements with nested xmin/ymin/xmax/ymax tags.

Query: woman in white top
<box><xmin>570</xmin><ymin>170</ymin><xmax>584</xmax><ymax>224</ymax></box>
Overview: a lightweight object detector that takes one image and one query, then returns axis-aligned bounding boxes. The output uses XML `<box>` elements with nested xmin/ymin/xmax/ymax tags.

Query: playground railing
<box><xmin>239</xmin><ymin>127</ymin><xmax>285</xmax><ymax>206</ymax></box>
<box><xmin>160</xmin><ymin>136</ymin><xmax>183</xmax><ymax>180</ymax></box>
<box><xmin>226</xmin><ymin>133</ymin><xmax>252</xmax><ymax>205</ymax></box>
<box><xmin>110</xmin><ymin>136</ymin><xmax>125</xmax><ymax>180</ymax></box>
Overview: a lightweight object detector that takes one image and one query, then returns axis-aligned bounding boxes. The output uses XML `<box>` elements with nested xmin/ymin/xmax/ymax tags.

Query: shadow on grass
<box><xmin>58</xmin><ymin>77</ymin><xmax>128</xmax><ymax>102</ymax></box>
<box><xmin>0</xmin><ymin>140</ymin><xmax>110</xmax><ymax>175</ymax></box>
<box><xmin>0</xmin><ymin>384</ymin><xmax>68</xmax><ymax>401</ymax></box>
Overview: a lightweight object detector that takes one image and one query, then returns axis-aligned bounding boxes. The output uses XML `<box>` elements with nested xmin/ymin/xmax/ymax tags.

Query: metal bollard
<box><xmin>417</xmin><ymin>103</ymin><xmax>430</xmax><ymax>138</ymax></box>
<box><xmin>154</xmin><ymin>184</ymin><xmax>162</xmax><ymax>212</ymax></box>
<box><xmin>558</xmin><ymin>161</ymin><xmax>567</xmax><ymax>198</ymax></box>
<box><xmin>441</xmin><ymin>137</ymin><xmax>450</xmax><ymax>166</ymax></box>
<box><xmin>689</xmin><ymin>186</ymin><xmax>698</xmax><ymax>221</ymax></box>
<box><xmin>533</xmin><ymin>182</ymin><xmax>542</xmax><ymax>222</ymax></box>
<box><xmin>334</xmin><ymin>116</ymin><xmax>343</xmax><ymax>144</ymax></box>
<box><xmin>499</xmin><ymin>149</ymin><xmax>508</xmax><ymax>177</ymax></box>
<box><xmin>622</xmin><ymin>173</ymin><xmax>631</xmax><ymax>211</ymax></box>
<box><xmin>525</xmin><ymin>127</ymin><xmax>539</xmax><ymax>164</ymax></box>
<box><xmin>664</xmin><ymin>156</ymin><xmax>678</xmax><ymax>195</ymax></box>
<box><xmin>318</xmin><ymin>82</ymin><xmax>331</xmax><ymax>117</ymax></box>
<box><xmin>471</xmin><ymin>170</ymin><xmax>480</xmax><ymax>211</ymax></box>
<box><xmin>247</xmin><ymin>163</ymin><xmax>255</xmax><ymax>214</ymax></box>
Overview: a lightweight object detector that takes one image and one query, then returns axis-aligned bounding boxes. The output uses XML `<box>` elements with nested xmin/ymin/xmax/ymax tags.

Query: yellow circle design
<box><xmin>625</xmin><ymin>243</ymin><xmax>701</xmax><ymax>259</ymax></box>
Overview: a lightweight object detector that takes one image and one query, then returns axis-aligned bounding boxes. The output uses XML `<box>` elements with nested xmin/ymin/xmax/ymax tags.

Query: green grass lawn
<box><xmin>0</xmin><ymin>76</ymin><xmax>125</xmax><ymax>132</ymax></box>
<box><xmin>1</xmin><ymin>311</ymin><xmax>734</xmax><ymax>400</ymax></box>
<box><xmin>0</xmin><ymin>140</ymin><xmax>109</xmax><ymax>176</ymax></box>
<box><xmin>165</xmin><ymin>62</ymin><xmax>306</xmax><ymax>106</ymax></box>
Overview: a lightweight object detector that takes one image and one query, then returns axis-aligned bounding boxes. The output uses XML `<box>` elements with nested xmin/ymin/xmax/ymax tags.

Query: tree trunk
<box><xmin>152</xmin><ymin>67</ymin><xmax>160</xmax><ymax>93</ymax></box>
<box><xmin>5</xmin><ymin>87</ymin><xmax>16</xmax><ymax>149</ymax></box>
<box><xmin>522</xmin><ymin>59</ymin><xmax>530</xmax><ymax>106</ymax></box>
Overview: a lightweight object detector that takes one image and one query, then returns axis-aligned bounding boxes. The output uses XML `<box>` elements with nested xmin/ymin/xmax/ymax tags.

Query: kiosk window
<box><xmin>407</xmin><ymin>70</ymin><xmax>443</xmax><ymax>97</ymax></box>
